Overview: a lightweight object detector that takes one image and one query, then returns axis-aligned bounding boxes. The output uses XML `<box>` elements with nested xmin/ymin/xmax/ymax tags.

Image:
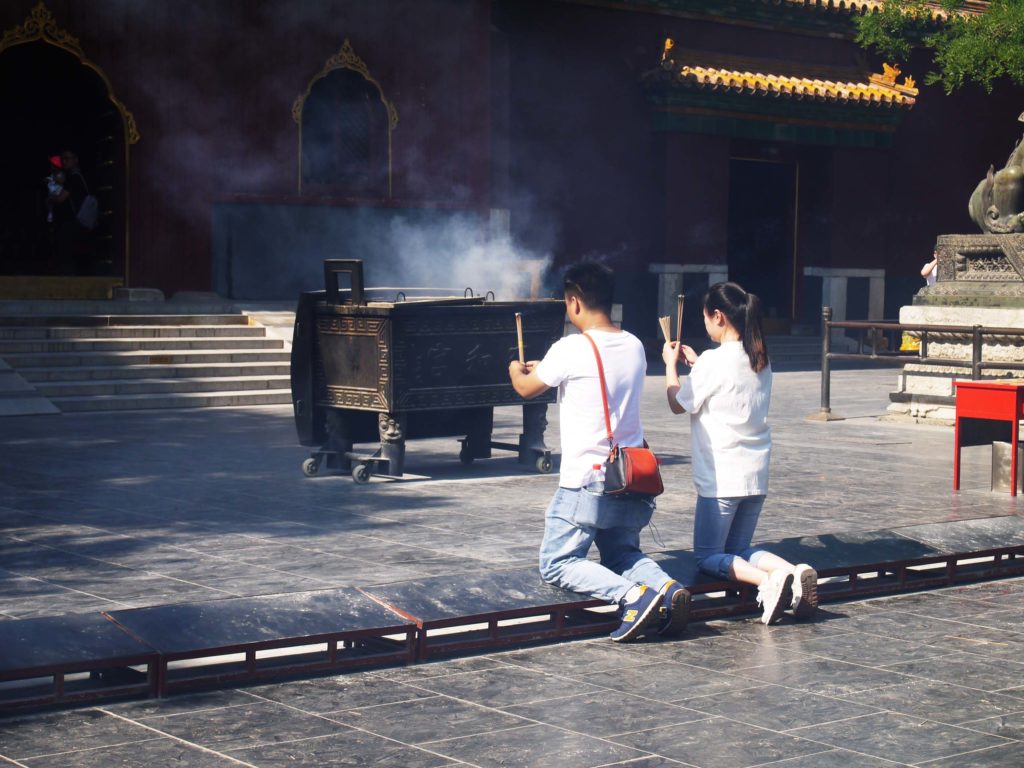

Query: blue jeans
<box><xmin>539</xmin><ymin>487</ymin><xmax>672</xmax><ymax>604</ymax></box>
<box><xmin>693</xmin><ymin>495</ymin><xmax>768</xmax><ymax>580</ymax></box>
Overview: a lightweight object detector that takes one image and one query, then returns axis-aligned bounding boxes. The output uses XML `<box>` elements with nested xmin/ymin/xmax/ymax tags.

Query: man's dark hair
<box><xmin>562</xmin><ymin>262</ymin><xmax>614</xmax><ymax>314</ymax></box>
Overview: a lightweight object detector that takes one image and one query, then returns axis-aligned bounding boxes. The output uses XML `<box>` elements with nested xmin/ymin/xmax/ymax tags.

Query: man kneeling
<box><xmin>508</xmin><ymin>262</ymin><xmax>689</xmax><ymax>642</ymax></box>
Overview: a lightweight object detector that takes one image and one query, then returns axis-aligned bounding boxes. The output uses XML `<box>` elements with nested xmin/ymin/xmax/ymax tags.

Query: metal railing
<box><xmin>816</xmin><ymin>305</ymin><xmax>1024</xmax><ymax>419</ymax></box>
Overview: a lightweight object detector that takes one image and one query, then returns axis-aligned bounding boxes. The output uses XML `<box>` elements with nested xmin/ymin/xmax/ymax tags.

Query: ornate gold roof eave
<box><xmin>0</xmin><ymin>2</ymin><xmax>140</xmax><ymax>144</ymax></box>
<box><xmin>292</xmin><ymin>39</ymin><xmax>398</xmax><ymax>130</ymax></box>
<box><xmin>653</xmin><ymin>43</ymin><xmax>918</xmax><ymax>109</ymax></box>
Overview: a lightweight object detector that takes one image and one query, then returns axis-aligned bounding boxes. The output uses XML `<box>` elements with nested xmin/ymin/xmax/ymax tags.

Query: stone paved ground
<box><xmin>1</xmin><ymin>368</ymin><xmax>1023</xmax><ymax>766</ymax></box>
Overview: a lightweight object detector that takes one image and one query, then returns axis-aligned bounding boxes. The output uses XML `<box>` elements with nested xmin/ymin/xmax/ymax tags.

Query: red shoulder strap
<box><xmin>582</xmin><ymin>332</ymin><xmax>614</xmax><ymax>446</ymax></box>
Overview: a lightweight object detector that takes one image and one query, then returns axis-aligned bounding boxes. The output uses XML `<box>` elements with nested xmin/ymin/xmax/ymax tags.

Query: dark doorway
<box><xmin>0</xmin><ymin>42</ymin><xmax>126</xmax><ymax>277</ymax></box>
<box><xmin>727</xmin><ymin>158</ymin><xmax>797</xmax><ymax>333</ymax></box>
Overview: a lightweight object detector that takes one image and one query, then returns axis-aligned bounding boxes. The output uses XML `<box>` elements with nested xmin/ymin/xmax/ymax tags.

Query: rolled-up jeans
<box><xmin>693</xmin><ymin>494</ymin><xmax>768</xmax><ymax>579</ymax></box>
<box><xmin>539</xmin><ymin>487</ymin><xmax>673</xmax><ymax>604</ymax></box>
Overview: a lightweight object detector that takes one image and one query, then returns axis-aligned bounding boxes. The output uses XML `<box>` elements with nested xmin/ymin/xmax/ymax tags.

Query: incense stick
<box><xmin>515</xmin><ymin>312</ymin><xmax>525</xmax><ymax>363</ymax></box>
<box><xmin>658</xmin><ymin>315</ymin><xmax>672</xmax><ymax>342</ymax></box>
<box><xmin>676</xmin><ymin>294</ymin><xmax>684</xmax><ymax>342</ymax></box>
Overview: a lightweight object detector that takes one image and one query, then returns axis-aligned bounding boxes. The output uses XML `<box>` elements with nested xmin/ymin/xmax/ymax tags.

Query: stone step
<box><xmin>0</xmin><ymin>313</ymin><xmax>251</xmax><ymax>327</ymax></box>
<box><xmin>19</xmin><ymin>361</ymin><xmax>292</xmax><ymax>382</ymax></box>
<box><xmin>0</xmin><ymin>325</ymin><xmax>269</xmax><ymax>340</ymax></box>
<box><xmin>1</xmin><ymin>349</ymin><xmax>292</xmax><ymax>368</ymax></box>
<box><xmin>50</xmin><ymin>388</ymin><xmax>294</xmax><ymax>412</ymax></box>
<box><xmin>35</xmin><ymin>375</ymin><xmax>292</xmax><ymax>398</ymax></box>
<box><xmin>0</xmin><ymin>337</ymin><xmax>283</xmax><ymax>354</ymax></box>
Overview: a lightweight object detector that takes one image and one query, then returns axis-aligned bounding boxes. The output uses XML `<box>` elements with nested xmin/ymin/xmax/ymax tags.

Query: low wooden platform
<box><xmin>1</xmin><ymin>515</ymin><xmax>1021</xmax><ymax>715</ymax></box>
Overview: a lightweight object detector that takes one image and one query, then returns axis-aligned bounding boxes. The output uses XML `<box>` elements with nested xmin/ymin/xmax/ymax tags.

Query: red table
<box><xmin>953</xmin><ymin>379</ymin><xmax>1024</xmax><ymax>495</ymax></box>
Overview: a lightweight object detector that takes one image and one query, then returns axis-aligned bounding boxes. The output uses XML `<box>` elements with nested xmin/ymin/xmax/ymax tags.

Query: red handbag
<box><xmin>582</xmin><ymin>333</ymin><xmax>665</xmax><ymax>498</ymax></box>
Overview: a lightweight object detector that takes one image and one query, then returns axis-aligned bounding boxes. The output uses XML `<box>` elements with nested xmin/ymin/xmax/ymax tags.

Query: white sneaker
<box><xmin>790</xmin><ymin>564</ymin><xmax>818</xmax><ymax>619</ymax></box>
<box><xmin>757</xmin><ymin>569</ymin><xmax>794</xmax><ymax>625</ymax></box>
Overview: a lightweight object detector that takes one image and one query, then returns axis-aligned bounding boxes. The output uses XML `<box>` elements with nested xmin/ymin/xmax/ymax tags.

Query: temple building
<box><xmin>0</xmin><ymin>0</ymin><xmax>1018</xmax><ymax>342</ymax></box>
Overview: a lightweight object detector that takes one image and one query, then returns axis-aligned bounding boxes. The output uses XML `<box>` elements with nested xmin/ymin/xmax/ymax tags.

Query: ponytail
<box><xmin>703</xmin><ymin>282</ymin><xmax>770</xmax><ymax>373</ymax></box>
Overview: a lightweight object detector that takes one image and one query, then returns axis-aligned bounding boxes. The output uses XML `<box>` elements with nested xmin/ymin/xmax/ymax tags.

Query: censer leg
<box><xmin>378</xmin><ymin>412</ymin><xmax>406</xmax><ymax>477</ymax></box>
<box><xmin>519</xmin><ymin>403</ymin><xmax>549</xmax><ymax>464</ymax></box>
<box><xmin>323</xmin><ymin>410</ymin><xmax>353</xmax><ymax>472</ymax></box>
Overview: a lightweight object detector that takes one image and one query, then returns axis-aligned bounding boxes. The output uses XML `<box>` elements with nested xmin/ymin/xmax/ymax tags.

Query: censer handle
<box><xmin>323</xmin><ymin>259</ymin><xmax>365</xmax><ymax>306</ymax></box>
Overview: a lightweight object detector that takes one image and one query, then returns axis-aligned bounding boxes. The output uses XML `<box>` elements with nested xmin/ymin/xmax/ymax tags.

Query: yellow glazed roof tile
<box><xmin>674</xmin><ymin>62</ymin><xmax>918</xmax><ymax>106</ymax></box>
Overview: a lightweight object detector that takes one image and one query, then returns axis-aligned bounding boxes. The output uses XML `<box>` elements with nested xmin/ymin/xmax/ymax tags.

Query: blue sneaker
<box><xmin>610</xmin><ymin>585</ymin><xmax>662</xmax><ymax>642</ymax></box>
<box><xmin>656</xmin><ymin>580</ymin><xmax>691</xmax><ymax>637</ymax></box>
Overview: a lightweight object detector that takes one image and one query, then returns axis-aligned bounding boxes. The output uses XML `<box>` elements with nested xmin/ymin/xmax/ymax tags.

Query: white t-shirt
<box><xmin>535</xmin><ymin>330</ymin><xmax>647</xmax><ymax>488</ymax></box>
<box><xmin>924</xmin><ymin>262</ymin><xmax>937</xmax><ymax>286</ymax></box>
<box><xmin>676</xmin><ymin>341</ymin><xmax>772</xmax><ymax>498</ymax></box>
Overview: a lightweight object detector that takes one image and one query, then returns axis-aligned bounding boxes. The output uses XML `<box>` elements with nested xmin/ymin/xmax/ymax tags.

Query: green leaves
<box><xmin>854</xmin><ymin>0</ymin><xmax>1024</xmax><ymax>94</ymax></box>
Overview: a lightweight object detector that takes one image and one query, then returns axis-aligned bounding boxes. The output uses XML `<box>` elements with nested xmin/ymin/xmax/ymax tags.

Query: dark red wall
<box><xmin>4</xmin><ymin>0</ymin><xmax>1022</xmax><ymax>307</ymax></box>
<box><xmin>0</xmin><ymin>0</ymin><xmax>492</xmax><ymax>293</ymax></box>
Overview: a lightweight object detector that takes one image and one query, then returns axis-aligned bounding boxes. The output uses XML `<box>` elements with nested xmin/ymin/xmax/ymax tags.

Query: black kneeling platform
<box><xmin>0</xmin><ymin>613</ymin><xmax>157</xmax><ymax>713</ymax></box>
<box><xmin>106</xmin><ymin>588</ymin><xmax>415</xmax><ymax>696</ymax></box>
<box><xmin>362</xmin><ymin>569</ymin><xmax>617</xmax><ymax>660</ymax></box>
<box><xmin>1</xmin><ymin>515</ymin><xmax>1022</xmax><ymax>716</ymax></box>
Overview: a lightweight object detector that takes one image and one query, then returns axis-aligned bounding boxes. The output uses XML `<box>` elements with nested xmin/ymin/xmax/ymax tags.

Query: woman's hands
<box><xmin>662</xmin><ymin>341</ymin><xmax>697</xmax><ymax>368</ymax></box>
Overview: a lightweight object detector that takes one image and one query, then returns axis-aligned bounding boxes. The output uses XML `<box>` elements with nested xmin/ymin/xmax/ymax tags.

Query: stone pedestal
<box><xmin>887</xmin><ymin>234</ymin><xmax>1024</xmax><ymax>423</ymax></box>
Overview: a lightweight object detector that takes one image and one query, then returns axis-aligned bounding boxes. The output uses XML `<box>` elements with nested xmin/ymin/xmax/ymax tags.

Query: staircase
<box><xmin>766</xmin><ymin>335</ymin><xmax>823</xmax><ymax>371</ymax></box>
<box><xmin>0</xmin><ymin>313</ymin><xmax>292</xmax><ymax>412</ymax></box>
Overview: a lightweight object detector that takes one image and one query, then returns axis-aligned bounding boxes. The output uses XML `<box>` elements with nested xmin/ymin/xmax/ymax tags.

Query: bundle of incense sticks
<box><xmin>658</xmin><ymin>315</ymin><xmax>672</xmax><ymax>342</ymax></box>
<box><xmin>676</xmin><ymin>294</ymin><xmax>684</xmax><ymax>342</ymax></box>
<box><xmin>515</xmin><ymin>312</ymin><xmax>525</xmax><ymax>363</ymax></box>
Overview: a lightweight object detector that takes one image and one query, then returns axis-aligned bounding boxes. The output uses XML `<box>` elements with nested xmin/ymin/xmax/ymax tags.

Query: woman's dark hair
<box><xmin>562</xmin><ymin>262</ymin><xmax>614</xmax><ymax>315</ymax></box>
<box><xmin>704</xmin><ymin>281</ymin><xmax>769</xmax><ymax>372</ymax></box>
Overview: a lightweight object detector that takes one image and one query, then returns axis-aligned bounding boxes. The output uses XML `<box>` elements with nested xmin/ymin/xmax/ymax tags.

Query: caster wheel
<box><xmin>535</xmin><ymin>455</ymin><xmax>553</xmax><ymax>474</ymax></box>
<box><xmin>351</xmin><ymin>464</ymin><xmax>371</xmax><ymax>484</ymax></box>
<box><xmin>459</xmin><ymin>446</ymin><xmax>474</xmax><ymax>465</ymax></box>
<box><xmin>301</xmin><ymin>457</ymin><xmax>320</xmax><ymax>477</ymax></box>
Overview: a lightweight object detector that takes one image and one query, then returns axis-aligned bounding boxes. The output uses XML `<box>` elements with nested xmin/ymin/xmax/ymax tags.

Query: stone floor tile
<box><xmin>426</xmin><ymin>722</ymin><xmax>648</xmax><ymax>767</ymax></box>
<box><xmin>0</xmin><ymin>710</ymin><xmax>153</xmax><ymax>761</ymax></box>
<box><xmin>787</xmin><ymin>711</ymin><xmax>1012</xmax><ymax>764</ymax></box>
<box><xmin>133</xmin><ymin>700</ymin><xmax>345</xmax><ymax>752</ymax></box>
<box><xmin>490</xmin><ymin>638</ymin><xmax>653</xmax><ymax>676</ymax></box>
<box><xmin>244</xmin><ymin>674</ymin><xmax>435</xmax><ymax>714</ymax></box>
<box><xmin>18</xmin><ymin>739</ymin><xmax>244</xmax><ymax>767</ymax></box>
<box><xmin>885</xmin><ymin>651</ymin><xmax>1024</xmax><ymax>695</ymax></box>
<box><xmin>682</xmin><ymin>683</ymin><xmax>881</xmax><ymax>731</ymax></box>
<box><xmin>399</xmin><ymin>665</ymin><xmax>604</xmax><ymax>708</ymax></box>
<box><xmin>731</xmin><ymin>657</ymin><xmax>914</xmax><ymax>697</ymax></box>
<box><xmin>836</xmin><ymin>678</ymin><xmax>1024</xmax><ymax>725</ymax></box>
<box><xmin>582</xmin><ymin>660</ymin><xmax>763</xmax><ymax>704</ymax></box>
<box><xmin>226</xmin><ymin>730</ymin><xmax>455</xmax><ymax>767</ymax></box>
<box><xmin>771</xmin><ymin>629</ymin><xmax>949</xmax><ymax>667</ymax></box>
<box><xmin>958</xmin><ymin>711</ymin><xmax>1024</xmax><ymax>741</ymax></box>
<box><xmin>749</xmin><ymin>750</ymin><xmax>908</xmax><ymax>767</ymax></box>
<box><xmin>610</xmin><ymin>716</ymin><xmax>824</xmax><ymax>768</ymax></box>
<box><xmin>917</xmin><ymin>742</ymin><xmax>1024</xmax><ymax>768</ymax></box>
<box><xmin>325</xmin><ymin>694</ymin><xmax>530</xmax><ymax>744</ymax></box>
<box><xmin>501</xmin><ymin>690</ymin><xmax>707</xmax><ymax>737</ymax></box>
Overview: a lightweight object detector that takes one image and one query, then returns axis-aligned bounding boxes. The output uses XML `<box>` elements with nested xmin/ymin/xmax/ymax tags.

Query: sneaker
<box><xmin>656</xmin><ymin>580</ymin><xmax>691</xmax><ymax>637</ymax></box>
<box><xmin>610</xmin><ymin>585</ymin><xmax>663</xmax><ymax>642</ymax></box>
<box><xmin>790</xmin><ymin>564</ymin><xmax>818</xmax><ymax>619</ymax></box>
<box><xmin>757</xmin><ymin>569</ymin><xmax>794</xmax><ymax>625</ymax></box>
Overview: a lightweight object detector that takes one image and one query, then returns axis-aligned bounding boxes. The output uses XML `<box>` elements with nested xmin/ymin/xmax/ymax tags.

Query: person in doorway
<box><xmin>662</xmin><ymin>281</ymin><xmax>817</xmax><ymax>625</ymax></box>
<box><xmin>921</xmin><ymin>251</ymin><xmax>938</xmax><ymax>286</ymax></box>
<box><xmin>508</xmin><ymin>262</ymin><xmax>690</xmax><ymax>642</ymax></box>
<box><xmin>43</xmin><ymin>155</ymin><xmax>65</xmax><ymax>224</ymax></box>
<box><xmin>48</xmin><ymin>150</ymin><xmax>92</xmax><ymax>274</ymax></box>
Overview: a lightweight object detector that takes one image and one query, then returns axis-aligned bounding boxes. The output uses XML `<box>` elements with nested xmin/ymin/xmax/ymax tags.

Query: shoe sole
<box><xmin>657</xmin><ymin>586</ymin><xmax>691</xmax><ymax>637</ymax></box>
<box><xmin>611</xmin><ymin>593</ymin><xmax>664</xmax><ymax>643</ymax></box>
<box><xmin>792</xmin><ymin>566</ymin><xmax>818</xmax><ymax>619</ymax></box>
<box><xmin>762</xmin><ymin>572</ymin><xmax>793</xmax><ymax>625</ymax></box>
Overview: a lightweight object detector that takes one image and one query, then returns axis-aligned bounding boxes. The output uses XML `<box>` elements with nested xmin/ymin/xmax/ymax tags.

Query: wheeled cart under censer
<box><xmin>290</xmin><ymin>259</ymin><xmax>565</xmax><ymax>483</ymax></box>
